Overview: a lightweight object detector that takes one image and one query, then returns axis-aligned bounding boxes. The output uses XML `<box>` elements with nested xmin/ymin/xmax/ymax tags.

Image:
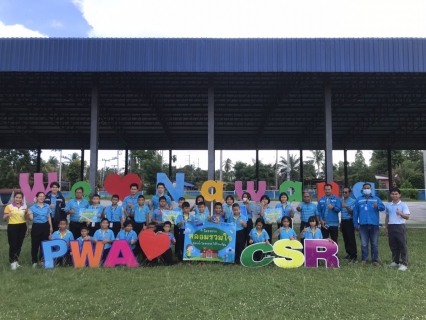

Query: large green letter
<box><xmin>279</xmin><ymin>181</ymin><xmax>302</xmax><ymax>202</ymax></box>
<box><xmin>241</xmin><ymin>243</ymin><xmax>274</xmax><ymax>268</ymax></box>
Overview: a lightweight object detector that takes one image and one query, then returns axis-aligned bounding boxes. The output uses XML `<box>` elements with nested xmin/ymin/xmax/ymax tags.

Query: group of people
<box><xmin>3</xmin><ymin>181</ymin><xmax>410</xmax><ymax>271</ymax></box>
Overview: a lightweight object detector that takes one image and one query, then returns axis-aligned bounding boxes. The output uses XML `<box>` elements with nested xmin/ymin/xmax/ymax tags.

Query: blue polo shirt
<box><xmin>341</xmin><ymin>197</ymin><xmax>355</xmax><ymax>220</ymax></box>
<box><xmin>241</xmin><ymin>202</ymin><xmax>255</xmax><ymax>219</ymax></box>
<box><xmin>93</xmin><ymin>229</ymin><xmax>115</xmax><ymax>250</ymax></box>
<box><xmin>133</xmin><ymin>205</ymin><xmax>150</xmax><ymax>223</ymax></box>
<box><xmin>173</xmin><ymin>207</ymin><xmax>183</xmax><ymax>214</ymax></box>
<box><xmin>275</xmin><ymin>203</ymin><xmax>294</xmax><ymax>219</ymax></box>
<box><xmin>151</xmin><ymin>193</ymin><xmax>172</xmax><ymax>210</ymax></box>
<box><xmin>116</xmin><ymin>230</ymin><xmax>138</xmax><ymax>250</ymax></box>
<box><xmin>64</xmin><ymin>198</ymin><xmax>90</xmax><ymax>222</ymax></box>
<box><xmin>228</xmin><ymin>214</ymin><xmax>247</xmax><ymax>231</ymax></box>
<box><xmin>223</xmin><ymin>204</ymin><xmax>233</xmax><ymax>220</ymax></box>
<box><xmin>165</xmin><ymin>232</ymin><xmax>175</xmax><ymax>249</ymax></box>
<box><xmin>194</xmin><ymin>212</ymin><xmax>209</xmax><ymax>225</ymax></box>
<box><xmin>302</xmin><ymin>227</ymin><xmax>323</xmax><ymax>239</ymax></box>
<box><xmin>176</xmin><ymin>214</ymin><xmax>191</xmax><ymax>230</ymax></box>
<box><xmin>76</xmin><ymin>236</ymin><xmax>92</xmax><ymax>249</ymax></box>
<box><xmin>257</xmin><ymin>205</ymin><xmax>273</xmax><ymax>223</ymax></box>
<box><xmin>317</xmin><ymin>195</ymin><xmax>342</xmax><ymax>227</ymax></box>
<box><xmin>298</xmin><ymin>202</ymin><xmax>318</xmax><ymax>223</ymax></box>
<box><xmin>249</xmin><ymin>228</ymin><xmax>269</xmax><ymax>243</ymax></box>
<box><xmin>123</xmin><ymin>195</ymin><xmax>139</xmax><ymax>216</ymax></box>
<box><xmin>51</xmin><ymin>229</ymin><xmax>74</xmax><ymax>248</ymax></box>
<box><xmin>104</xmin><ymin>205</ymin><xmax>124</xmax><ymax>222</ymax></box>
<box><xmin>194</xmin><ymin>206</ymin><xmax>210</xmax><ymax>216</ymax></box>
<box><xmin>30</xmin><ymin>203</ymin><xmax>52</xmax><ymax>224</ymax></box>
<box><xmin>152</xmin><ymin>208</ymin><xmax>165</xmax><ymax>226</ymax></box>
<box><xmin>278</xmin><ymin>227</ymin><xmax>297</xmax><ymax>239</ymax></box>
<box><xmin>211</xmin><ymin>213</ymin><xmax>225</xmax><ymax>223</ymax></box>
<box><xmin>386</xmin><ymin>201</ymin><xmax>410</xmax><ymax>225</ymax></box>
<box><xmin>88</xmin><ymin>205</ymin><xmax>104</xmax><ymax>223</ymax></box>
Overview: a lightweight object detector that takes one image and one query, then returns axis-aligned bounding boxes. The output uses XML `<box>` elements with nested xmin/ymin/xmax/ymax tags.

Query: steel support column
<box><xmin>208</xmin><ymin>85</ymin><xmax>215</xmax><ymax>180</ymax></box>
<box><xmin>325</xmin><ymin>84</ymin><xmax>333</xmax><ymax>182</ymax></box>
<box><xmin>344</xmin><ymin>149</ymin><xmax>348</xmax><ymax>187</ymax></box>
<box><xmin>89</xmin><ymin>86</ymin><xmax>99</xmax><ymax>194</ymax></box>
<box><xmin>36</xmin><ymin>148</ymin><xmax>41</xmax><ymax>172</ymax></box>
<box><xmin>124</xmin><ymin>149</ymin><xmax>129</xmax><ymax>175</ymax></box>
<box><xmin>387</xmin><ymin>147</ymin><xmax>393</xmax><ymax>192</ymax></box>
<box><xmin>256</xmin><ymin>150</ymin><xmax>259</xmax><ymax>188</ymax></box>
<box><xmin>169</xmin><ymin>150</ymin><xmax>172</xmax><ymax>178</ymax></box>
<box><xmin>299</xmin><ymin>149</ymin><xmax>303</xmax><ymax>184</ymax></box>
<box><xmin>80</xmin><ymin>149</ymin><xmax>84</xmax><ymax>181</ymax></box>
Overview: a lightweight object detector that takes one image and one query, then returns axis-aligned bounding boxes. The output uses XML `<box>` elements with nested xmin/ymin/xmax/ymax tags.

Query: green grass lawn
<box><xmin>0</xmin><ymin>228</ymin><xmax>425</xmax><ymax>319</ymax></box>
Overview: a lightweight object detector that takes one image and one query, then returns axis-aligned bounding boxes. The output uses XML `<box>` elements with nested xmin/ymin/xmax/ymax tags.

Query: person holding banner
<box><xmin>228</xmin><ymin>203</ymin><xmax>247</xmax><ymax>264</ymax></box>
<box><xmin>210</xmin><ymin>202</ymin><xmax>225</xmax><ymax>223</ymax></box>
<box><xmin>317</xmin><ymin>184</ymin><xmax>342</xmax><ymax>243</ymax></box>
<box><xmin>150</xmin><ymin>183</ymin><xmax>172</xmax><ymax>210</ymax></box>
<box><xmin>191</xmin><ymin>195</ymin><xmax>210</xmax><ymax>216</ymax></box>
<box><xmin>88</xmin><ymin>194</ymin><xmax>104</xmax><ymax>236</ymax></box>
<box><xmin>275</xmin><ymin>192</ymin><xmax>294</xmax><ymax>229</ymax></box>
<box><xmin>194</xmin><ymin>202</ymin><xmax>209</xmax><ymax>226</ymax></box>
<box><xmin>65</xmin><ymin>187</ymin><xmax>90</xmax><ymax>239</ymax></box>
<box><xmin>222</xmin><ymin>195</ymin><xmax>234</xmax><ymax>222</ymax></box>
<box><xmin>104</xmin><ymin>195</ymin><xmax>125</xmax><ymax>236</ymax></box>
<box><xmin>257</xmin><ymin>195</ymin><xmax>273</xmax><ymax>242</ymax></box>
<box><xmin>176</xmin><ymin>202</ymin><xmax>192</xmax><ymax>263</ymax></box>
<box><xmin>123</xmin><ymin>183</ymin><xmax>140</xmax><ymax>220</ymax></box>
<box><xmin>44</xmin><ymin>182</ymin><xmax>66</xmax><ymax>232</ymax></box>
<box><xmin>296</xmin><ymin>192</ymin><xmax>318</xmax><ymax>232</ymax></box>
<box><xmin>27</xmin><ymin>192</ymin><xmax>53</xmax><ymax>268</ymax></box>
<box><xmin>241</xmin><ymin>192</ymin><xmax>254</xmax><ymax>246</ymax></box>
<box><xmin>3</xmin><ymin>191</ymin><xmax>28</xmax><ymax>270</ymax></box>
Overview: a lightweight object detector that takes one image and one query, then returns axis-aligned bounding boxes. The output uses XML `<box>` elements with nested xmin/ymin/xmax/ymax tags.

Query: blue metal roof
<box><xmin>0</xmin><ymin>38</ymin><xmax>425</xmax><ymax>72</ymax></box>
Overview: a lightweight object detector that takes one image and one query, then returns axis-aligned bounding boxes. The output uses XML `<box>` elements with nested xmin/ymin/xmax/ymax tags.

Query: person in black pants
<box><xmin>28</xmin><ymin>192</ymin><xmax>53</xmax><ymax>267</ymax></box>
<box><xmin>241</xmin><ymin>192</ymin><xmax>255</xmax><ymax>247</ymax></box>
<box><xmin>340</xmin><ymin>187</ymin><xmax>357</xmax><ymax>262</ymax></box>
<box><xmin>44</xmin><ymin>182</ymin><xmax>66</xmax><ymax>232</ymax></box>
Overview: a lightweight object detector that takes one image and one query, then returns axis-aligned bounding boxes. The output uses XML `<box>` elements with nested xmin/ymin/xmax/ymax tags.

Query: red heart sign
<box><xmin>139</xmin><ymin>230</ymin><xmax>170</xmax><ymax>261</ymax></box>
<box><xmin>103</xmin><ymin>174</ymin><xmax>142</xmax><ymax>200</ymax></box>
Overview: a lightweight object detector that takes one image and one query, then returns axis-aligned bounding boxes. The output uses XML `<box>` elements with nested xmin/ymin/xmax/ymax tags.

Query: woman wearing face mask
<box><xmin>241</xmin><ymin>192</ymin><xmax>255</xmax><ymax>246</ymax></box>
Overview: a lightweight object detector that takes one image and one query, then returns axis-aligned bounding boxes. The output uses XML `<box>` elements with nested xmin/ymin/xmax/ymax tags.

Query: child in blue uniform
<box><xmin>76</xmin><ymin>226</ymin><xmax>92</xmax><ymax>249</ymax></box>
<box><xmin>158</xmin><ymin>221</ymin><xmax>176</xmax><ymax>265</ymax></box>
<box><xmin>191</xmin><ymin>195</ymin><xmax>210</xmax><ymax>215</ymax></box>
<box><xmin>116</xmin><ymin>220</ymin><xmax>138</xmax><ymax>254</ymax></box>
<box><xmin>152</xmin><ymin>196</ymin><xmax>167</xmax><ymax>232</ymax></box>
<box><xmin>228</xmin><ymin>203</ymin><xmax>247</xmax><ymax>264</ymax></box>
<box><xmin>88</xmin><ymin>194</ymin><xmax>104</xmax><ymax>236</ymax></box>
<box><xmin>223</xmin><ymin>195</ymin><xmax>234</xmax><ymax>222</ymax></box>
<box><xmin>194</xmin><ymin>202</ymin><xmax>209</xmax><ymax>226</ymax></box>
<box><xmin>93</xmin><ymin>218</ymin><xmax>115</xmax><ymax>264</ymax></box>
<box><xmin>210</xmin><ymin>202</ymin><xmax>225</xmax><ymax>223</ymax></box>
<box><xmin>275</xmin><ymin>192</ymin><xmax>295</xmax><ymax>229</ymax></box>
<box><xmin>173</xmin><ymin>197</ymin><xmax>185</xmax><ymax>259</ymax></box>
<box><xmin>273</xmin><ymin>216</ymin><xmax>297</xmax><ymax>240</ymax></box>
<box><xmin>176</xmin><ymin>202</ymin><xmax>192</xmax><ymax>264</ymax></box>
<box><xmin>241</xmin><ymin>192</ymin><xmax>255</xmax><ymax>246</ymax></box>
<box><xmin>104</xmin><ymin>195</ymin><xmax>124</xmax><ymax>237</ymax></box>
<box><xmin>50</xmin><ymin>219</ymin><xmax>74</xmax><ymax>266</ymax></box>
<box><xmin>298</xmin><ymin>215</ymin><xmax>323</xmax><ymax>241</ymax></box>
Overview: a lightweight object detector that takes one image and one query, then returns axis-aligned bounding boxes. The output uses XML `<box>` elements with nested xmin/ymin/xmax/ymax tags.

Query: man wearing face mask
<box><xmin>353</xmin><ymin>183</ymin><xmax>385</xmax><ymax>266</ymax></box>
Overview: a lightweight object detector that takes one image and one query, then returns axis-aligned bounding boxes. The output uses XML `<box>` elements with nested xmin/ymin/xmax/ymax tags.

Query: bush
<box><xmin>400</xmin><ymin>188</ymin><xmax>418</xmax><ymax>200</ymax></box>
<box><xmin>379</xmin><ymin>190</ymin><xmax>388</xmax><ymax>201</ymax></box>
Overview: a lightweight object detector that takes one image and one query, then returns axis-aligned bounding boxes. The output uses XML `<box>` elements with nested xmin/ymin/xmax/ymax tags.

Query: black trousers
<box><xmin>341</xmin><ymin>219</ymin><xmax>357</xmax><ymax>259</ymax></box>
<box><xmin>264</xmin><ymin>224</ymin><xmax>273</xmax><ymax>243</ymax></box>
<box><xmin>111</xmin><ymin>222</ymin><xmax>121</xmax><ymax>237</ymax></box>
<box><xmin>7</xmin><ymin>223</ymin><xmax>27</xmax><ymax>263</ymax></box>
<box><xmin>235</xmin><ymin>230</ymin><xmax>246</xmax><ymax>264</ymax></box>
<box><xmin>161</xmin><ymin>248</ymin><xmax>174</xmax><ymax>265</ymax></box>
<box><xmin>70</xmin><ymin>222</ymin><xmax>87</xmax><ymax>240</ymax></box>
<box><xmin>133</xmin><ymin>222</ymin><xmax>146</xmax><ymax>257</ymax></box>
<box><xmin>174</xmin><ymin>225</ymin><xmax>180</xmax><ymax>257</ymax></box>
<box><xmin>101</xmin><ymin>248</ymin><xmax>111</xmax><ymax>264</ymax></box>
<box><xmin>31</xmin><ymin>222</ymin><xmax>50</xmax><ymax>264</ymax></box>
<box><xmin>245</xmin><ymin>219</ymin><xmax>254</xmax><ymax>246</ymax></box>
<box><xmin>388</xmin><ymin>224</ymin><xmax>408</xmax><ymax>266</ymax></box>
<box><xmin>89</xmin><ymin>222</ymin><xmax>101</xmax><ymax>237</ymax></box>
<box><xmin>322</xmin><ymin>226</ymin><xmax>339</xmax><ymax>244</ymax></box>
<box><xmin>177</xmin><ymin>229</ymin><xmax>186</xmax><ymax>261</ymax></box>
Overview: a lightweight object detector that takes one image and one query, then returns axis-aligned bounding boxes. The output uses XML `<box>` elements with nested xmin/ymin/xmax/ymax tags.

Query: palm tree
<box><xmin>279</xmin><ymin>155</ymin><xmax>300</xmax><ymax>181</ymax></box>
<box><xmin>223</xmin><ymin>158</ymin><xmax>233</xmax><ymax>181</ymax></box>
<box><xmin>308</xmin><ymin>150</ymin><xmax>324</xmax><ymax>178</ymax></box>
<box><xmin>172</xmin><ymin>155</ymin><xmax>177</xmax><ymax>163</ymax></box>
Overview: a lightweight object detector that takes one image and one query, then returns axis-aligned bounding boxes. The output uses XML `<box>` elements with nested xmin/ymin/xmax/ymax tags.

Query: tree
<box><xmin>370</xmin><ymin>150</ymin><xmax>404</xmax><ymax>174</ymax></box>
<box><xmin>0</xmin><ymin>149</ymin><xmax>37</xmax><ymax>188</ymax></box>
<box><xmin>302</xmin><ymin>160</ymin><xmax>317</xmax><ymax>180</ymax></box>
<box><xmin>308</xmin><ymin>150</ymin><xmax>324</xmax><ymax>178</ymax></box>
<box><xmin>278</xmin><ymin>154</ymin><xmax>300</xmax><ymax>182</ymax></box>
<box><xmin>223</xmin><ymin>158</ymin><xmax>233</xmax><ymax>181</ymax></box>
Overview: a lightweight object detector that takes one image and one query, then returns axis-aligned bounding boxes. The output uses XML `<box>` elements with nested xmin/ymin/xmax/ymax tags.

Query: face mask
<box><xmin>363</xmin><ymin>189</ymin><xmax>372</xmax><ymax>195</ymax></box>
<box><xmin>243</xmin><ymin>198</ymin><xmax>248</xmax><ymax>202</ymax></box>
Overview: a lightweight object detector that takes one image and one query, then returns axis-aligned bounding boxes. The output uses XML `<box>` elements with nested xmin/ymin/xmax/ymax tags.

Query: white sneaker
<box><xmin>389</xmin><ymin>262</ymin><xmax>400</xmax><ymax>267</ymax></box>
<box><xmin>398</xmin><ymin>265</ymin><xmax>407</xmax><ymax>271</ymax></box>
<box><xmin>10</xmin><ymin>262</ymin><xmax>17</xmax><ymax>270</ymax></box>
<box><xmin>32</xmin><ymin>263</ymin><xmax>38</xmax><ymax>268</ymax></box>
<box><xmin>15</xmin><ymin>262</ymin><xmax>21</xmax><ymax>268</ymax></box>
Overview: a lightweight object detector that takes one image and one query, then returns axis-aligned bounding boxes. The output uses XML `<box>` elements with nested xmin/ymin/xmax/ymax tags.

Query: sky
<box><xmin>0</xmin><ymin>0</ymin><xmax>424</xmax><ymax>171</ymax></box>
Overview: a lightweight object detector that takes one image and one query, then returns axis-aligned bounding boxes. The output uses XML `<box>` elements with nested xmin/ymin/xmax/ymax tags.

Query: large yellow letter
<box><xmin>273</xmin><ymin>239</ymin><xmax>305</xmax><ymax>268</ymax></box>
<box><xmin>200</xmin><ymin>180</ymin><xmax>224</xmax><ymax>202</ymax></box>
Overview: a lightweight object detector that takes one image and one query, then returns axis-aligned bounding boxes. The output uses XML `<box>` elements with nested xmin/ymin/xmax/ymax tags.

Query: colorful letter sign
<box><xmin>19</xmin><ymin>172</ymin><xmax>58</xmax><ymax>201</ymax></box>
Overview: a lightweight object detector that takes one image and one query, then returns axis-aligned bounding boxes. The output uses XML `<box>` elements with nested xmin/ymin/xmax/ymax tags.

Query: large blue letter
<box><xmin>157</xmin><ymin>172</ymin><xmax>185</xmax><ymax>200</ymax></box>
<box><xmin>41</xmin><ymin>240</ymin><xmax>68</xmax><ymax>269</ymax></box>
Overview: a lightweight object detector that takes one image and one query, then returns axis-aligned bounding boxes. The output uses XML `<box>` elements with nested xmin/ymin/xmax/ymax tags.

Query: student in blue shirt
<box><xmin>210</xmin><ymin>202</ymin><xmax>225</xmax><ymax>224</ymax></box>
<box><xmin>228</xmin><ymin>203</ymin><xmax>247</xmax><ymax>264</ymax></box>
<box><xmin>317</xmin><ymin>183</ymin><xmax>342</xmax><ymax>244</ymax></box>
<box><xmin>157</xmin><ymin>221</ymin><xmax>176</xmax><ymax>265</ymax></box>
<box><xmin>257</xmin><ymin>195</ymin><xmax>273</xmax><ymax>243</ymax></box>
<box><xmin>194</xmin><ymin>202</ymin><xmax>209</xmax><ymax>225</ymax></box>
<box><xmin>241</xmin><ymin>192</ymin><xmax>255</xmax><ymax>247</ymax></box>
<box><xmin>116</xmin><ymin>220</ymin><xmax>138</xmax><ymax>253</ymax></box>
<box><xmin>173</xmin><ymin>197</ymin><xmax>185</xmax><ymax>259</ymax></box>
<box><xmin>275</xmin><ymin>192</ymin><xmax>295</xmax><ymax>229</ymax></box>
<box><xmin>123</xmin><ymin>183</ymin><xmax>140</xmax><ymax>221</ymax></box>
<box><xmin>176</xmin><ymin>202</ymin><xmax>192</xmax><ymax>263</ymax></box>
<box><xmin>296</xmin><ymin>192</ymin><xmax>319</xmax><ymax>232</ymax></box>
<box><xmin>191</xmin><ymin>195</ymin><xmax>210</xmax><ymax>216</ymax></box>
<box><xmin>93</xmin><ymin>218</ymin><xmax>115</xmax><ymax>264</ymax></box>
<box><xmin>273</xmin><ymin>216</ymin><xmax>297</xmax><ymax>240</ymax></box>
<box><xmin>248</xmin><ymin>218</ymin><xmax>270</xmax><ymax>261</ymax></box>
<box><xmin>149</xmin><ymin>183</ymin><xmax>172</xmax><ymax>210</ymax></box>
<box><xmin>297</xmin><ymin>215</ymin><xmax>323</xmax><ymax>241</ymax></box>
<box><xmin>133</xmin><ymin>195</ymin><xmax>150</xmax><ymax>235</ymax></box>
<box><xmin>104</xmin><ymin>194</ymin><xmax>124</xmax><ymax>237</ymax></box>
<box><xmin>88</xmin><ymin>194</ymin><xmax>104</xmax><ymax>236</ymax></box>
<box><xmin>50</xmin><ymin>219</ymin><xmax>74</xmax><ymax>266</ymax></box>
<box><xmin>28</xmin><ymin>192</ymin><xmax>53</xmax><ymax>267</ymax></box>
<box><xmin>76</xmin><ymin>226</ymin><xmax>92</xmax><ymax>249</ymax></box>
<box><xmin>64</xmin><ymin>187</ymin><xmax>90</xmax><ymax>239</ymax></box>
<box><xmin>223</xmin><ymin>195</ymin><xmax>234</xmax><ymax>222</ymax></box>
<box><xmin>152</xmin><ymin>196</ymin><xmax>168</xmax><ymax>232</ymax></box>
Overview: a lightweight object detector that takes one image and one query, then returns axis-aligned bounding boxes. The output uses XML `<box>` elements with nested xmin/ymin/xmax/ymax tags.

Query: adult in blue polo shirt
<box><xmin>44</xmin><ymin>182</ymin><xmax>66</xmax><ymax>232</ymax></box>
<box><xmin>123</xmin><ymin>183</ymin><xmax>140</xmax><ymax>220</ymax></box>
<box><xmin>149</xmin><ymin>183</ymin><xmax>172</xmax><ymax>210</ymax></box>
<box><xmin>353</xmin><ymin>183</ymin><xmax>385</xmax><ymax>266</ymax></box>
<box><xmin>296</xmin><ymin>192</ymin><xmax>318</xmax><ymax>232</ymax></box>
<box><xmin>64</xmin><ymin>187</ymin><xmax>90</xmax><ymax>239</ymax></box>
<box><xmin>317</xmin><ymin>183</ymin><xmax>342</xmax><ymax>243</ymax></box>
<box><xmin>28</xmin><ymin>192</ymin><xmax>53</xmax><ymax>267</ymax></box>
<box><xmin>340</xmin><ymin>187</ymin><xmax>357</xmax><ymax>263</ymax></box>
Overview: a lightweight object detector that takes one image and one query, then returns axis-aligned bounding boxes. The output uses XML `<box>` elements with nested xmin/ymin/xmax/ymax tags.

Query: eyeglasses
<box><xmin>342</xmin><ymin>191</ymin><xmax>349</xmax><ymax>193</ymax></box>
